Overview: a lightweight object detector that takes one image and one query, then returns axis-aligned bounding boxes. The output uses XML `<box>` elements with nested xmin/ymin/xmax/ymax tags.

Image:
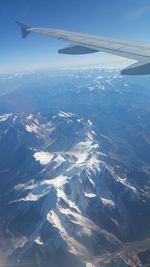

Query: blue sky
<box><xmin>1</xmin><ymin>0</ymin><xmax>150</xmax><ymax>73</ymax></box>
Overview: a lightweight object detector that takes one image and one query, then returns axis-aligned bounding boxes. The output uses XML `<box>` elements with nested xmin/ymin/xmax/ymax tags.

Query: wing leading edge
<box><xmin>16</xmin><ymin>21</ymin><xmax>150</xmax><ymax>75</ymax></box>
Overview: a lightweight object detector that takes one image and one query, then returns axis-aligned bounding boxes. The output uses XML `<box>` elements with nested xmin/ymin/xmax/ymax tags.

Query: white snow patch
<box><xmin>108</xmin><ymin>166</ymin><xmax>137</xmax><ymax>193</ymax></box>
<box><xmin>87</xmin><ymin>155</ymin><xmax>101</xmax><ymax>172</ymax></box>
<box><xmin>58</xmin><ymin>111</ymin><xmax>74</xmax><ymax>118</ymax></box>
<box><xmin>47</xmin><ymin>210</ymin><xmax>91</xmax><ymax>259</ymax></box>
<box><xmin>68</xmin><ymin>137</ymin><xmax>101</xmax><ymax>174</ymax></box>
<box><xmin>0</xmin><ymin>113</ymin><xmax>12</xmax><ymax>122</ymax></box>
<box><xmin>43</xmin><ymin>175</ymin><xmax>68</xmax><ymax>188</ymax></box>
<box><xmin>14</xmin><ymin>180</ymin><xmax>35</xmax><ymax>191</ymax></box>
<box><xmin>47</xmin><ymin>210</ymin><xmax>69</xmax><ymax>241</ymax></box>
<box><xmin>26</xmin><ymin>124</ymin><xmax>40</xmax><ymax>134</ymax></box>
<box><xmin>23</xmin><ymin>193</ymin><xmax>42</xmax><ymax>201</ymax></box>
<box><xmin>88</xmin><ymin>178</ymin><xmax>96</xmax><ymax>187</ymax></box>
<box><xmin>87</xmin><ymin>120</ymin><xmax>93</xmax><ymax>126</ymax></box>
<box><xmin>34</xmin><ymin>236</ymin><xmax>43</xmax><ymax>245</ymax></box>
<box><xmin>75</xmin><ymin>152</ymin><xmax>88</xmax><ymax>164</ymax></box>
<box><xmin>10</xmin><ymin>192</ymin><xmax>43</xmax><ymax>202</ymax></box>
<box><xmin>57</xmin><ymin>188</ymin><xmax>80</xmax><ymax>213</ymax></box>
<box><xmin>12</xmin><ymin>183</ymin><xmax>51</xmax><ymax>202</ymax></box>
<box><xmin>77</xmin><ymin>227</ymin><xmax>92</xmax><ymax>237</ymax></box>
<box><xmin>75</xmin><ymin>140</ymin><xmax>93</xmax><ymax>151</ymax></box>
<box><xmin>52</xmin><ymin>154</ymin><xmax>66</xmax><ymax>169</ymax></box>
<box><xmin>13</xmin><ymin>116</ymin><xmax>17</xmax><ymax>122</ymax></box>
<box><xmin>86</xmin><ymin>263</ymin><xmax>95</xmax><ymax>267</ymax></box>
<box><xmin>87</xmin><ymin>131</ymin><xmax>94</xmax><ymax>140</ymax></box>
<box><xmin>116</xmin><ymin>175</ymin><xmax>137</xmax><ymax>192</ymax></box>
<box><xmin>34</xmin><ymin>151</ymin><xmax>53</xmax><ymax>165</ymax></box>
<box><xmin>101</xmin><ymin>198</ymin><xmax>115</xmax><ymax>207</ymax></box>
<box><xmin>12</xmin><ymin>176</ymin><xmax>68</xmax><ymax>203</ymax></box>
<box><xmin>27</xmin><ymin>114</ymin><xmax>34</xmax><ymax>120</ymax></box>
<box><xmin>84</xmin><ymin>192</ymin><xmax>96</xmax><ymax>198</ymax></box>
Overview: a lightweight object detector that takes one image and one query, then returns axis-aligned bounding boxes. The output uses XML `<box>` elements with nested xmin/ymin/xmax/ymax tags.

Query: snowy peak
<box><xmin>1</xmin><ymin>112</ymin><xmax>146</xmax><ymax>267</ymax></box>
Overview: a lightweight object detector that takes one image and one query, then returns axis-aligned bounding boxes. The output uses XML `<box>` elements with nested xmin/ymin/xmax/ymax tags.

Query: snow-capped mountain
<box><xmin>0</xmin><ymin>69</ymin><xmax>150</xmax><ymax>267</ymax></box>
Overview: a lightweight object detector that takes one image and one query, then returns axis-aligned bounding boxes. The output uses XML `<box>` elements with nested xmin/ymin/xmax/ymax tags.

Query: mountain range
<box><xmin>0</xmin><ymin>68</ymin><xmax>150</xmax><ymax>267</ymax></box>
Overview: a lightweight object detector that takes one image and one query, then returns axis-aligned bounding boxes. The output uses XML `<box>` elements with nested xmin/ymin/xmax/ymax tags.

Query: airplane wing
<box><xmin>16</xmin><ymin>21</ymin><xmax>150</xmax><ymax>75</ymax></box>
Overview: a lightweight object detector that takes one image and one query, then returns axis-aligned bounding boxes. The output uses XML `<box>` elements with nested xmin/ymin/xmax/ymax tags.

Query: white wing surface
<box><xmin>16</xmin><ymin>21</ymin><xmax>150</xmax><ymax>75</ymax></box>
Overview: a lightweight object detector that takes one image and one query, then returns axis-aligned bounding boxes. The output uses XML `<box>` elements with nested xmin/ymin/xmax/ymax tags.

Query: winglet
<box><xmin>16</xmin><ymin>21</ymin><xmax>30</xmax><ymax>38</ymax></box>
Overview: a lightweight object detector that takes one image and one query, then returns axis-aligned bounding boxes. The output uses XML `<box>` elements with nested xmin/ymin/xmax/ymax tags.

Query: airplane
<box><xmin>16</xmin><ymin>21</ymin><xmax>150</xmax><ymax>75</ymax></box>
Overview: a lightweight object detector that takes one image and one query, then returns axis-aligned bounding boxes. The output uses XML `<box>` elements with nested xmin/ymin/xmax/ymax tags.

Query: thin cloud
<box><xmin>125</xmin><ymin>5</ymin><xmax>150</xmax><ymax>22</ymax></box>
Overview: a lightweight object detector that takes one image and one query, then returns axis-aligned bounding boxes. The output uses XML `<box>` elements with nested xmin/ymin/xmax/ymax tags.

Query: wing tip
<box><xmin>121</xmin><ymin>62</ymin><xmax>150</xmax><ymax>75</ymax></box>
<box><xmin>16</xmin><ymin>21</ymin><xmax>30</xmax><ymax>39</ymax></box>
